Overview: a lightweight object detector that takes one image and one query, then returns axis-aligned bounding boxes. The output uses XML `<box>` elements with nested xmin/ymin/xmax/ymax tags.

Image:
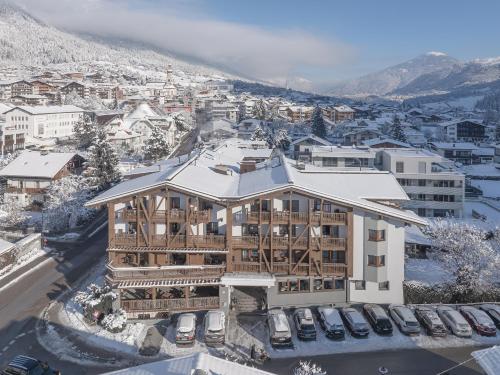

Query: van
<box><xmin>175</xmin><ymin>313</ymin><xmax>196</xmax><ymax>345</ymax></box>
<box><xmin>267</xmin><ymin>309</ymin><xmax>293</xmax><ymax>348</ymax></box>
<box><xmin>293</xmin><ymin>308</ymin><xmax>317</xmax><ymax>341</ymax></box>
<box><xmin>203</xmin><ymin>310</ymin><xmax>225</xmax><ymax>346</ymax></box>
<box><xmin>363</xmin><ymin>304</ymin><xmax>393</xmax><ymax>335</ymax></box>
<box><xmin>317</xmin><ymin>306</ymin><xmax>345</xmax><ymax>340</ymax></box>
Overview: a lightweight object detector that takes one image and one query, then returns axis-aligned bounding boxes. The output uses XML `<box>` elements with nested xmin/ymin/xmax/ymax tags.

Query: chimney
<box><xmin>240</xmin><ymin>160</ymin><xmax>256</xmax><ymax>174</ymax></box>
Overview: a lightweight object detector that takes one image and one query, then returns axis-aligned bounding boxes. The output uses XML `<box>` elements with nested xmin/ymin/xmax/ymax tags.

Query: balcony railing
<box><xmin>5</xmin><ymin>186</ymin><xmax>46</xmax><ymax>194</ymax></box>
<box><xmin>322</xmin><ymin>263</ymin><xmax>347</xmax><ymax>276</ymax></box>
<box><xmin>114</xmin><ymin>233</ymin><xmax>225</xmax><ymax>248</ymax></box>
<box><xmin>293</xmin><ymin>263</ymin><xmax>310</xmax><ymax>275</ymax></box>
<box><xmin>272</xmin><ymin>263</ymin><xmax>289</xmax><ymax>274</ymax></box>
<box><xmin>233</xmin><ymin>262</ymin><xmax>260</xmax><ymax>272</ymax></box>
<box><xmin>232</xmin><ymin>236</ymin><xmax>259</xmax><ymax>248</ymax></box>
<box><xmin>117</xmin><ymin>209</ymin><xmax>211</xmax><ymax>223</ymax></box>
<box><xmin>108</xmin><ymin>264</ymin><xmax>225</xmax><ymax>280</ymax></box>
<box><xmin>234</xmin><ymin>210</ymin><xmax>346</xmax><ymax>225</ymax></box>
<box><xmin>322</xmin><ymin>237</ymin><xmax>346</xmax><ymax>250</ymax></box>
<box><xmin>122</xmin><ymin>296</ymin><xmax>220</xmax><ymax>312</ymax></box>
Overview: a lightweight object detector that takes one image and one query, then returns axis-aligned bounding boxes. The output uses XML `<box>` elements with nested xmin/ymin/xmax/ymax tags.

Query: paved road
<box><xmin>264</xmin><ymin>346</ymin><xmax>486</xmax><ymax>375</ymax></box>
<box><xmin>0</xmin><ymin>227</ymin><xmax>114</xmax><ymax>374</ymax></box>
<box><xmin>171</xmin><ymin>111</ymin><xmax>202</xmax><ymax>157</ymax></box>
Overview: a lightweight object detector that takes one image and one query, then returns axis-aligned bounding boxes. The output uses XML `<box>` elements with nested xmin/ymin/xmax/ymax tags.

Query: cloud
<box><xmin>12</xmin><ymin>0</ymin><xmax>355</xmax><ymax>84</ymax></box>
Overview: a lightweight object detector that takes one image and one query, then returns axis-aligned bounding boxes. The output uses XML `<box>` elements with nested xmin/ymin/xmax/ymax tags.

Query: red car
<box><xmin>459</xmin><ymin>306</ymin><xmax>497</xmax><ymax>337</ymax></box>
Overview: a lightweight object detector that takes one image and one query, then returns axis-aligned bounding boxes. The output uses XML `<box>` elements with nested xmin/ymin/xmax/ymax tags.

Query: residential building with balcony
<box><xmin>429</xmin><ymin>142</ymin><xmax>478</xmax><ymax>165</ymax></box>
<box><xmin>295</xmin><ymin>145</ymin><xmax>376</xmax><ymax>169</ymax></box>
<box><xmin>378</xmin><ymin>148</ymin><xmax>465</xmax><ymax>218</ymax></box>
<box><xmin>86</xmin><ymin>142</ymin><xmax>425</xmax><ymax>319</ymax></box>
<box><xmin>323</xmin><ymin>105</ymin><xmax>355</xmax><ymax>123</ymax></box>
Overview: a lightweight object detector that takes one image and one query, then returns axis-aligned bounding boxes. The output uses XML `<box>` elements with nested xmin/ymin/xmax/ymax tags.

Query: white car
<box><xmin>437</xmin><ymin>306</ymin><xmax>472</xmax><ymax>338</ymax></box>
<box><xmin>204</xmin><ymin>310</ymin><xmax>226</xmax><ymax>346</ymax></box>
<box><xmin>267</xmin><ymin>308</ymin><xmax>293</xmax><ymax>347</ymax></box>
<box><xmin>389</xmin><ymin>305</ymin><xmax>420</xmax><ymax>335</ymax></box>
<box><xmin>175</xmin><ymin>313</ymin><xmax>196</xmax><ymax>345</ymax></box>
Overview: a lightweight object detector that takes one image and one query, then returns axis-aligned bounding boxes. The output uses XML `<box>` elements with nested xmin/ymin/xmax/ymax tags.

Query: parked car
<box><xmin>175</xmin><ymin>313</ymin><xmax>196</xmax><ymax>345</ymax></box>
<box><xmin>293</xmin><ymin>308</ymin><xmax>317</xmax><ymax>340</ymax></box>
<box><xmin>363</xmin><ymin>304</ymin><xmax>393</xmax><ymax>335</ymax></box>
<box><xmin>317</xmin><ymin>306</ymin><xmax>345</xmax><ymax>340</ymax></box>
<box><xmin>436</xmin><ymin>306</ymin><xmax>472</xmax><ymax>338</ymax></box>
<box><xmin>389</xmin><ymin>305</ymin><xmax>420</xmax><ymax>335</ymax></box>
<box><xmin>459</xmin><ymin>306</ymin><xmax>496</xmax><ymax>337</ymax></box>
<box><xmin>2</xmin><ymin>355</ymin><xmax>60</xmax><ymax>375</ymax></box>
<box><xmin>204</xmin><ymin>310</ymin><xmax>226</xmax><ymax>346</ymax></box>
<box><xmin>479</xmin><ymin>304</ymin><xmax>500</xmax><ymax>329</ymax></box>
<box><xmin>267</xmin><ymin>308</ymin><xmax>293</xmax><ymax>348</ymax></box>
<box><xmin>414</xmin><ymin>306</ymin><xmax>447</xmax><ymax>337</ymax></box>
<box><xmin>340</xmin><ymin>307</ymin><xmax>370</xmax><ymax>338</ymax></box>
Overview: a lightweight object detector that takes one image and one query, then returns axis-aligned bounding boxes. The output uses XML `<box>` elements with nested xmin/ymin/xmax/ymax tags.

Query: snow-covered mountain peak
<box><xmin>426</xmin><ymin>51</ymin><xmax>447</xmax><ymax>57</ymax></box>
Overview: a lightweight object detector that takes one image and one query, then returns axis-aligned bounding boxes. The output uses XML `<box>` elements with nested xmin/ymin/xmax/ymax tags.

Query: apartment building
<box><xmin>437</xmin><ymin>119</ymin><xmax>486</xmax><ymax>142</ymax></box>
<box><xmin>429</xmin><ymin>142</ymin><xmax>477</xmax><ymax>165</ymax></box>
<box><xmin>4</xmin><ymin>105</ymin><xmax>84</xmax><ymax>139</ymax></box>
<box><xmin>296</xmin><ymin>145</ymin><xmax>377</xmax><ymax>169</ymax></box>
<box><xmin>378</xmin><ymin>149</ymin><xmax>465</xmax><ymax>218</ymax></box>
<box><xmin>323</xmin><ymin>105</ymin><xmax>355</xmax><ymax>123</ymax></box>
<box><xmin>86</xmin><ymin>141</ymin><xmax>425</xmax><ymax>318</ymax></box>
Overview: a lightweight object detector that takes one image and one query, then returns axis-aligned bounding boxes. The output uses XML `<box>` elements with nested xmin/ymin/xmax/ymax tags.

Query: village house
<box><xmin>296</xmin><ymin>144</ymin><xmax>377</xmax><ymax>169</ymax></box>
<box><xmin>0</xmin><ymin>103</ymin><xmax>25</xmax><ymax>155</ymax></box>
<box><xmin>86</xmin><ymin>141</ymin><xmax>425</xmax><ymax>318</ymax></box>
<box><xmin>429</xmin><ymin>142</ymin><xmax>478</xmax><ymax>165</ymax></box>
<box><xmin>289</xmin><ymin>134</ymin><xmax>332</xmax><ymax>160</ymax></box>
<box><xmin>437</xmin><ymin>119</ymin><xmax>486</xmax><ymax>142</ymax></box>
<box><xmin>323</xmin><ymin>105</ymin><xmax>355</xmax><ymax>123</ymax></box>
<box><xmin>0</xmin><ymin>150</ymin><xmax>85</xmax><ymax>207</ymax></box>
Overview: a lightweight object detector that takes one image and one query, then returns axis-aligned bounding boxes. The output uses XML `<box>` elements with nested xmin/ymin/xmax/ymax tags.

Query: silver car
<box><xmin>267</xmin><ymin>308</ymin><xmax>293</xmax><ymax>347</ymax></box>
<box><xmin>389</xmin><ymin>305</ymin><xmax>420</xmax><ymax>335</ymax></box>
<box><xmin>437</xmin><ymin>306</ymin><xmax>472</xmax><ymax>338</ymax></box>
<box><xmin>175</xmin><ymin>313</ymin><xmax>196</xmax><ymax>345</ymax></box>
<box><xmin>204</xmin><ymin>310</ymin><xmax>226</xmax><ymax>346</ymax></box>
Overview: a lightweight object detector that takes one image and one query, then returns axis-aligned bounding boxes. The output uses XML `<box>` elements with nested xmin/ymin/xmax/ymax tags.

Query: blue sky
<box><xmin>20</xmin><ymin>0</ymin><xmax>500</xmax><ymax>87</ymax></box>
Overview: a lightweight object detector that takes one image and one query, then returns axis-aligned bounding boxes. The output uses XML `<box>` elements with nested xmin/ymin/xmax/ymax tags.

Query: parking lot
<box><xmin>157</xmin><ymin>304</ymin><xmax>500</xmax><ymax>364</ymax></box>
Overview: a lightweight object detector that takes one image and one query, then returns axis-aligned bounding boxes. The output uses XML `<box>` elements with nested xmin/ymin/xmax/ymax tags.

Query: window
<box><xmin>322</xmin><ymin>157</ymin><xmax>338</xmax><ymax>167</ymax></box>
<box><xmin>417</xmin><ymin>208</ymin><xmax>426</xmax><ymax>216</ymax></box>
<box><xmin>242</xmin><ymin>249</ymin><xmax>259</xmax><ymax>262</ymax></box>
<box><xmin>368</xmin><ymin>255</ymin><xmax>385</xmax><ymax>267</ymax></box>
<box><xmin>170</xmin><ymin>222</ymin><xmax>180</xmax><ymax>234</ymax></box>
<box><xmin>170</xmin><ymin>197</ymin><xmax>181</xmax><ymax>209</ymax></box>
<box><xmin>354</xmin><ymin>280</ymin><xmax>366</xmax><ymax>290</ymax></box>
<box><xmin>368</xmin><ymin>229</ymin><xmax>385</xmax><ymax>241</ymax></box>
<box><xmin>335</xmin><ymin>279</ymin><xmax>345</xmax><ymax>290</ymax></box>
<box><xmin>242</xmin><ymin>224</ymin><xmax>259</xmax><ymax>236</ymax></box>
<box><xmin>396</xmin><ymin>161</ymin><xmax>404</xmax><ymax>173</ymax></box>
<box><xmin>206</xmin><ymin>222</ymin><xmax>219</xmax><ymax>234</ymax></box>
<box><xmin>324</xmin><ymin>278</ymin><xmax>333</xmax><ymax>290</ymax></box>
<box><xmin>418</xmin><ymin>179</ymin><xmax>426</xmax><ymax>187</ymax></box>
<box><xmin>379</xmin><ymin>281</ymin><xmax>390</xmax><ymax>290</ymax></box>
<box><xmin>418</xmin><ymin>162</ymin><xmax>427</xmax><ymax>174</ymax></box>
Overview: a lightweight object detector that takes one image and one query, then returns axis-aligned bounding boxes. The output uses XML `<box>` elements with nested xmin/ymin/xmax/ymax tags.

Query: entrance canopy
<box><xmin>221</xmin><ymin>273</ymin><xmax>275</xmax><ymax>287</ymax></box>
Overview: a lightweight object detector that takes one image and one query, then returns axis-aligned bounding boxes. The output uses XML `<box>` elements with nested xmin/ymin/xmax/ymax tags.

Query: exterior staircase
<box><xmin>231</xmin><ymin>286</ymin><xmax>266</xmax><ymax>314</ymax></box>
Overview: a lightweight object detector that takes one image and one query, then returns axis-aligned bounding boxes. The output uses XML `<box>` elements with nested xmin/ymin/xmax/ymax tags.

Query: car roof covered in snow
<box><xmin>206</xmin><ymin>310</ymin><xmax>224</xmax><ymax>331</ymax></box>
<box><xmin>318</xmin><ymin>306</ymin><xmax>343</xmax><ymax>326</ymax></box>
<box><xmin>269</xmin><ymin>310</ymin><xmax>290</xmax><ymax>332</ymax></box>
<box><xmin>177</xmin><ymin>313</ymin><xmax>196</xmax><ymax>332</ymax></box>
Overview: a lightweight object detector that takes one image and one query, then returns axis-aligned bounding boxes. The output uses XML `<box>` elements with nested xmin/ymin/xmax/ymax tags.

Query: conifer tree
<box><xmin>311</xmin><ymin>106</ymin><xmax>327</xmax><ymax>139</ymax></box>
<box><xmin>252</xmin><ymin>99</ymin><xmax>267</xmax><ymax>121</ymax></box>
<box><xmin>87</xmin><ymin>127</ymin><xmax>121</xmax><ymax>190</ymax></box>
<box><xmin>144</xmin><ymin>125</ymin><xmax>171</xmax><ymax>161</ymax></box>
<box><xmin>391</xmin><ymin>116</ymin><xmax>407</xmax><ymax>142</ymax></box>
<box><xmin>73</xmin><ymin>114</ymin><xmax>97</xmax><ymax>149</ymax></box>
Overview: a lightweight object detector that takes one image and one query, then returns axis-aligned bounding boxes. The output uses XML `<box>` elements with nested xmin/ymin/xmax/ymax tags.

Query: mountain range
<box><xmin>0</xmin><ymin>2</ymin><xmax>232</xmax><ymax>78</ymax></box>
<box><xmin>326</xmin><ymin>52</ymin><xmax>500</xmax><ymax>99</ymax></box>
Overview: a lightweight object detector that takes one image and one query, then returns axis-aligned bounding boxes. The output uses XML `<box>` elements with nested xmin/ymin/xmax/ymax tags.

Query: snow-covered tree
<box><xmin>44</xmin><ymin>175</ymin><xmax>96</xmax><ymax>232</ymax></box>
<box><xmin>173</xmin><ymin>113</ymin><xmax>189</xmax><ymax>132</ymax></box>
<box><xmin>64</xmin><ymin>90</ymin><xmax>109</xmax><ymax>111</ymax></box>
<box><xmin>86</xmin><ymin>127</ymin><xmax>121</xmax><ymax>190</ymax></box>
<box><xmin>101</xmin><ymin>309</ymin><xmax>127</xmax><ymax>333</ymax></box>
<box><xmin>311</xmin><ymin>106</ymin><xmax>327</xmax><ymax>139</ymax></box>
<box><xmin>293</xmin><ymin>361</ymin><xmax>327</xmax><ymax>375</ymax></box>
<box><xmin>390</xmin><ymin>116</ymin><xmax>407</xmax><ymax>142</ymax></box>
<box><xmin>268</xmin><ymin>128</ymin><xmax>291</xmax><ymax>150</ymax></box>
<box><xmin>251</xmin><ymin>125</ymin><xmax>268</xmax><ymax>142</ymax></box>
<box><xmin>144</xmin><ymin>125</ymin><xmax>171</xmax><ymax>161</ymax></box>
<box><xmin>252</xmin><ymin>99</ymin><xmax>267</xmax><ymax>121</ymax></box>
<box><xmin>0</xmin><ymin>197</ymin><xmax>27</xmax><ymax>227</ymax></box>
<box><xmin>425</xmin><ymin>220</ymin><xmax>500</xmax><ymax>301</ymax></box>
<box><xmin>73</xmin><ymin>114</ymin><xmax>97</xmax><ymax>149</ymax></box>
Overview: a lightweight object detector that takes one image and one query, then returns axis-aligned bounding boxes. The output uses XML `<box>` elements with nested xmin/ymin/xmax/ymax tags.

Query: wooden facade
<box><xmin>106</xmin><ymin>185</ymin><xmax>354</xmax><ymax>316</ymax></box>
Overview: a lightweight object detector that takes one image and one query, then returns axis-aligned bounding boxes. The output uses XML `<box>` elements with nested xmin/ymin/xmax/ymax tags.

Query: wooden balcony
<box><xmin>122</xmin><ymin>296</ymin><xmax>220</xmax><ymax>312</ymax></box>
<box><xmin>272</xmin><ymin>263</ymin><xmax>289</xmax><ymax>274</ymax></box>
<box><xmin>292</xmin><ymin>263</ymin><xmax>310</xmax><ymax>275</ymax></box>
<box><xmin>311</xmin><ymin>212</ymin><xmax>346</xmax><ymax>225</ymax></box>
<box><xmin>114</xmin><ymin>233</ymin><xmax>146</xmax><ymax>247</ymax></box>
<box><xmin>108</xmin><ymin>264</ymin><xmax>225</xmax><ymax>280</ymax></box>
<box><xmin>114</xmin><ymin>233</ymin><xmax>225</xmax><ymax>248</ymax></box>
<box><xmin>232</xmin><ymin>236</ymin><xmax>259</xmax><ymax>248</ymax></box>
<box><xmin>234</xmin><ymin>210</ymin><xmax>347</xmax><ymax>226</ymax></box>
<box><xmin>233</xmin><ymin>262</ymin><xmax>260</xmax><ymax>272</ymax></box>
<box><xmin>117</xmin><ymin>209</ymin><xmax>211</xmax><ymax>223</ymax></box>
<box><xmin>5</xmin><ymin>186</ymin><xmax>46</xmax><ymax>194</ymax></box>
<box><xmin>322</xmin><ymin>262</ymin><xmax>347</xmax><ymax>276</ymax></box>
<box><xmin>322</xmin><ymin>237</ymin><xmax>346</xmax><ymax>250</ymax></box>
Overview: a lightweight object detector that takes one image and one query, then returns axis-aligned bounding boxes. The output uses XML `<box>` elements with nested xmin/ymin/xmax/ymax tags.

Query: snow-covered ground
<box><xmin>404</xmin><ymin>258</ymin><xmax>452</xmax><ymax>285</ymax></box>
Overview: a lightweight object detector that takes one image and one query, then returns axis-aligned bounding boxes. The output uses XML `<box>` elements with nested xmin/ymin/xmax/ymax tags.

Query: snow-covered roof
<box><xmin>4</xmin><ymin>105</ymin><xmax>84</xmax><ymax>115</ymax></box>
<box><xmin>405</xmin><ymin>225</ymin><xmax>431</xmax><ymax>246</ymax></box>
<box><xmin>290</xmin><ymin>134</ymin><xmax>332</xmax><ymax>146</ymax></box>
<box><xmin>430</xmin><ymin>142</ymin><xmax>478</xmax><ymax>150</ymax></box>
<box><xmin>306</xmin><ymin>145</ymin><xmax>376</xmax><ymax>158</ymax></box>
<box><xmin>0</xmin><ymin>150</ymin><xmax>79</xmax><ymax>179</ymax></box>
<box><xmin>125</xmin><ymin>102</ymin><xmax>159</xmax><ymax>120</ymax></box>
<box><xmin>362</xmin><ymin>137</ymin><xmax>411</xmax><ymax>148</ymax></box>
<box><xmin>0</xmin><ymin>103</ymin><xmax>13</xmax><ymax>115</ymax></box>
<box><xmin>333</xmin><ymin>105</ymin><xmax>354</xmax><ymax>113</ymax></box>
<box><xmin>102</xmin><ymin>353</ymin><xmax>275</xmax><ymax>375</ymax></box>
<box><xmin>87</xmin><ymin>142</ymin><xmax>426</xmax><ymax>225</ymax></box>
<box><xmin>472</xmin><ymin>346</ymin><xmax>500</xmax><ymax>375</ymax></box>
